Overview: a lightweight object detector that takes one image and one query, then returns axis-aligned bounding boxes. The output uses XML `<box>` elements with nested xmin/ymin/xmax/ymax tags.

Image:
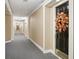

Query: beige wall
<box><xmin>29</xmin><ymin>6</ymin><xmax>54</xmax><ymax>50</ymax></box>
<box><xmin>45</xmin><ymin>7</ymin><xmax>51</xmax><ymax>49</ymax></box>
<box><xmin>5</xmin><ymin>15</ymin><xmax>12</xmax><ymax>41</ymax></box>
<box><xmin>5</xmin><ymin>5</ymin><xmax>12</xmax><ymax>41</ymax></box>
<box><xmin>29</xmin><ymin>7</ymin><xmax>43</xmax><ymax>47</ymax></box>
<box><xmin>45</xmin><ymin>7</ymin><xmax>54</xmax><ymax>50</ymax></box>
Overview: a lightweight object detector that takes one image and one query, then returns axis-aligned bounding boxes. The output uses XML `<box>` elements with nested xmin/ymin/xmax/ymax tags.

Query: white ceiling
<box><xmin>7</xmin><ymin>0</ymin><xmax>45</xmax><ymax>17</ymax></box>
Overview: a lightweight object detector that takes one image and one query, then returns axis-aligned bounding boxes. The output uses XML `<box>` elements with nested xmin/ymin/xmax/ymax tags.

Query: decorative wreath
<box><xmin>56</xmin><ymin>12</ymin><xmax>69</xmax><ymax>32</ymax></box>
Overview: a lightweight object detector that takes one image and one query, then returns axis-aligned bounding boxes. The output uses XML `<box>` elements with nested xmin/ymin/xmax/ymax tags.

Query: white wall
<box><xmin>24</xmin><ymin>17</ymin><xmax>29</xmax><ymax>38</ymax></box>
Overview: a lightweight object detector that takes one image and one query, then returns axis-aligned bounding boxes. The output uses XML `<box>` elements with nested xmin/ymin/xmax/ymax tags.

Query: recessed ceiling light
<box><xmin>56</xmin><ymin>0</ymin><xmax>60</xmax><ymax>2</ymax></box>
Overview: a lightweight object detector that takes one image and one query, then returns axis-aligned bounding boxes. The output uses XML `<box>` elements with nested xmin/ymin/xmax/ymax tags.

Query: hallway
<box><xmin>5</xmin><ymin>0</ymin><xmax>74</xmax><ymax>59</ymax></box>
<box><xmin>5</xmin><ymin>33</ymin><xmax>58</xmax><ymax>59</ymax></box>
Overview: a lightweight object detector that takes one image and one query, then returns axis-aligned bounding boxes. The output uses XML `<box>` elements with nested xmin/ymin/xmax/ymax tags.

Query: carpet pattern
<box><xmin>5</xmin><ymin>33</ymin><xmax>58</xmax><ymax>59</ymax></box>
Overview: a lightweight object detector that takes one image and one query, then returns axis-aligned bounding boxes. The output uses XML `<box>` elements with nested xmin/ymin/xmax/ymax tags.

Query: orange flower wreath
<box><xmin>56</xmin><ymin>12</ymin><xmax>69</xmax><ymax>32</ymax></box>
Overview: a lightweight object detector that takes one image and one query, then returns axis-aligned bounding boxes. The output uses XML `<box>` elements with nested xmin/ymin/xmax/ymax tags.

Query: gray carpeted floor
<box><xmin>5</xmin><ymin>33</ymin><xmax>58</xmax><ymax>59</ymax></box>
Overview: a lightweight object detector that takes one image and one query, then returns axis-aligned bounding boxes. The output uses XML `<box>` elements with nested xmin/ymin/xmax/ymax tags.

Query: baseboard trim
<box><xmin>29</xmin><ymin>38</ymin><xmax>62</xmax><ymax>59</ymax></box>
<box><xmin>49</xmin><ymin>49</ymin><xmax>62</xmax><ymax>59</ymax></box>
<box><xmin>5</xmin><ymin>40</ymin><xmax>12</xmax><ymax>43</ymax></box>
<box><xmin>43</xmin><ymin>49</ymin><xmax>62</xmax><ymax>59</ymax></box>
<box><xmin>29</xmin><ymin>38</ymin><xmax>44</xmax><ymax>52</ymax></box>
<box><xmin>43</xmin><ymin>49</ymin><xmax>51</xmax><ymax>53</ymax></box>
<box><xmin>24</xmin><ymin>34</ymin><xmax>30</xmax><ymax>40</ymax></box>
